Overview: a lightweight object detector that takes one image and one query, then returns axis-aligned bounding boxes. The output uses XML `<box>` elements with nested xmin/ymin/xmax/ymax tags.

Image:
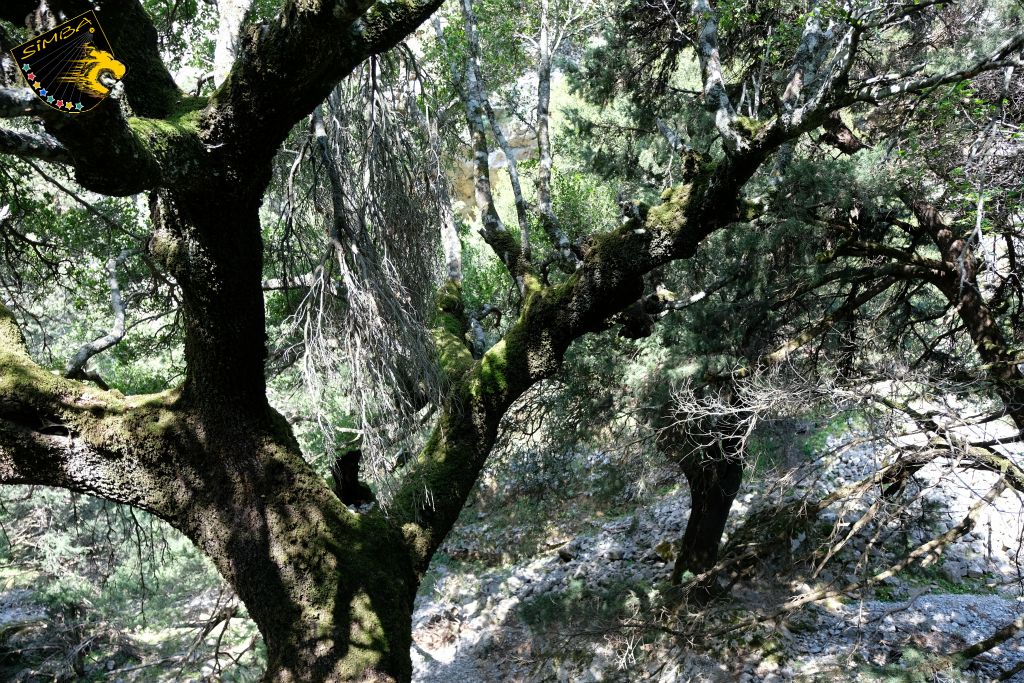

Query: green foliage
<box><xmin>141</xmin><ymin>0</ymin><xmax>217</xmax><ymax>72</ymax></box>
<box><xmin>459</xmin><ymin>227</ymin><xmax>514</xmax><ymax>316</ymax></box>
<box><xmin>552</xmin><ymin>169</ymin><xmax>619</xmax><ymax>239</ymax></box>
<box><xmin>0</xmin><ymin>160</ymin><xmax>183</xmax><ymax>393</ymax></box>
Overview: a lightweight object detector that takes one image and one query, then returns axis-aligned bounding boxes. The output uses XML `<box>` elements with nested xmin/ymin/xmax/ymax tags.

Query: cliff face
<box><xmin>452</xmin><ymin>112</ymin><xmax>538</xmax><ymax>216</ymax></box>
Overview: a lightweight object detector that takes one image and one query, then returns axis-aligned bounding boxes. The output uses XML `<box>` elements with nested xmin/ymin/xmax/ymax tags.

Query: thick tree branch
<box><xmin>395</xmin><ymin>91</ymin><xmax>937</xmax><ymax>567</ymax></box>
<box><xmin>0</xmin><ymin>124</ymin><xmax>70</xmax><ymax>163</ymax></box>
<box><xmin>0</xmin><ymin>4</ymin><xmax>202</xmax><ymax>195</ymax></box>
<box><xmin>908</xmin><ymin>197</ymin><xmax>1024</xmax><ymax>429</ymax></box>
<box><xmin>0</xmin><ymin>303</ymin><xmax>178</xmax><ymax>517</ymax></box>
<box><xmin>395</xmin><ymin>155</ymin><xmax>764</xmax><ymax>571</ymax></box>
<box><xmin>47</xmin><ymin>107</ymin><xmax>173</xmax><ymax>195</ymax></box>
<box><xmin>203</xmin><ymin>0</ymin><xmax>444</xmax><ymax>168</ymax></box>
<box><xmin>0</xmin><ymin>88</ymin><xmax>46</xmax><ymax>118</ymax></box>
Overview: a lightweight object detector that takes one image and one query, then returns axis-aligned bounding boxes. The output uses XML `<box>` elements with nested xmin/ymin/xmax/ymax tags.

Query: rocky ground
<box><xmin>1</xmin><ymin>426</ymin><xmax>1021</xmax><ymax>681</ymax></box>
<box><xmin>412</xmin><ymin>429</ymin><xmax>1024</xmax><ymax>682</ymax></box>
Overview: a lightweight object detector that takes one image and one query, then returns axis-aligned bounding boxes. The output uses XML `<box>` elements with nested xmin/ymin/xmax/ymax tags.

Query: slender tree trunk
<box><xmin>484</xmin><ymin>98</ymin><xmax>531</xmax><ymax>259</ymax></box>
<box><xmin>456</xmin><ymin>0</ymin><xmax>530</xmax><ymax>259</ymax></box>
<box><xmin>535</xmin><ymin>0</ymin><xmax>568</xmax><ymax>252</ymax></box>
<box><xmin>671</xmin><ymin>444</ymin><xmax>743</xmax><ymax>588</ymax></box>
<box><xmin>459</xmin><ymin>1</ymin><xmax>502</xmax><ymax>238</ymax></box>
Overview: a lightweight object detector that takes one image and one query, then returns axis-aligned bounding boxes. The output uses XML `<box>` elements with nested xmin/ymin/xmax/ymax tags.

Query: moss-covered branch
<box><xmin>0</xmin><ymin>304</ymin><xmax>183</xmax><ymax>517</ymax></box>
<box><xmin>394</xmin><ymin>159</ymin><xmax>755</xmax><ymax>571</ymax></box>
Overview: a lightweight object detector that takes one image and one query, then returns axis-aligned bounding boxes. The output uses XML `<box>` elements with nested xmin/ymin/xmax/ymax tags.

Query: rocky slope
<box><xmin>412</xmin><ymin>431</ymin><xmax>1024</xmax><ymax>682</ymax></box>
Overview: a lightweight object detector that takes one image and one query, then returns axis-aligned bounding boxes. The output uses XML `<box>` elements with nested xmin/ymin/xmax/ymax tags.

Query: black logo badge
<box><xmin>9</xmin><ymin>11</ymin><xmax>126</xmax><ymax>115</ymax></box>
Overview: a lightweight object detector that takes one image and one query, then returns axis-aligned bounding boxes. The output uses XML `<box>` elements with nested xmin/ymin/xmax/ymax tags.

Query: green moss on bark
<box><xmin>647</xmin><ymin>183</ymin><xmax>694</xmax><ymax>235</ymax></box>
<box><xmin>0</xmin><ymin>304</ymin><xmax>27</xmax><ymax>356</ymax></box>
<box><xmin>431</xmin><ymin>281</ymin><xmax>474</xmax><ymax>378</ymax></box>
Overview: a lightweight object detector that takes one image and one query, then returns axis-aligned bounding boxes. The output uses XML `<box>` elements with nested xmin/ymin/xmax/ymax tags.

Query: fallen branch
<box><xmin>955</xmin><ymin>611</ymin><xmax>1024</xmax><ymax>662</ymax></box>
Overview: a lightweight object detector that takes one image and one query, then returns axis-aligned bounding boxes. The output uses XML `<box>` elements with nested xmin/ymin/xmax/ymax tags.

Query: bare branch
<box><xmin>854</xmin><ymin>31</ymin><xmax>1024</xmax><ymax>103</ymax></box>
<box><xmin>64</xmin><ymin>249</ymin><xmax>134</xmax><ymax>385</ymax></box>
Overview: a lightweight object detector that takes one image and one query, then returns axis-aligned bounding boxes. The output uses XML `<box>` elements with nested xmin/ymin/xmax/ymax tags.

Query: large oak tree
<box><xmin>0</xmin><ymin>0</ymin><xmax>1021</xmax><ymax>680</ymax></box>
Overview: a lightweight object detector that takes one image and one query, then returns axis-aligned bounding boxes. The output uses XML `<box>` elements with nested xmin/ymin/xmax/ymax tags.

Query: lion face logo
<box><xmin>60</xmin><ymin>47</ymin><xmax>127</xmax><ymax>98</ymax></box>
